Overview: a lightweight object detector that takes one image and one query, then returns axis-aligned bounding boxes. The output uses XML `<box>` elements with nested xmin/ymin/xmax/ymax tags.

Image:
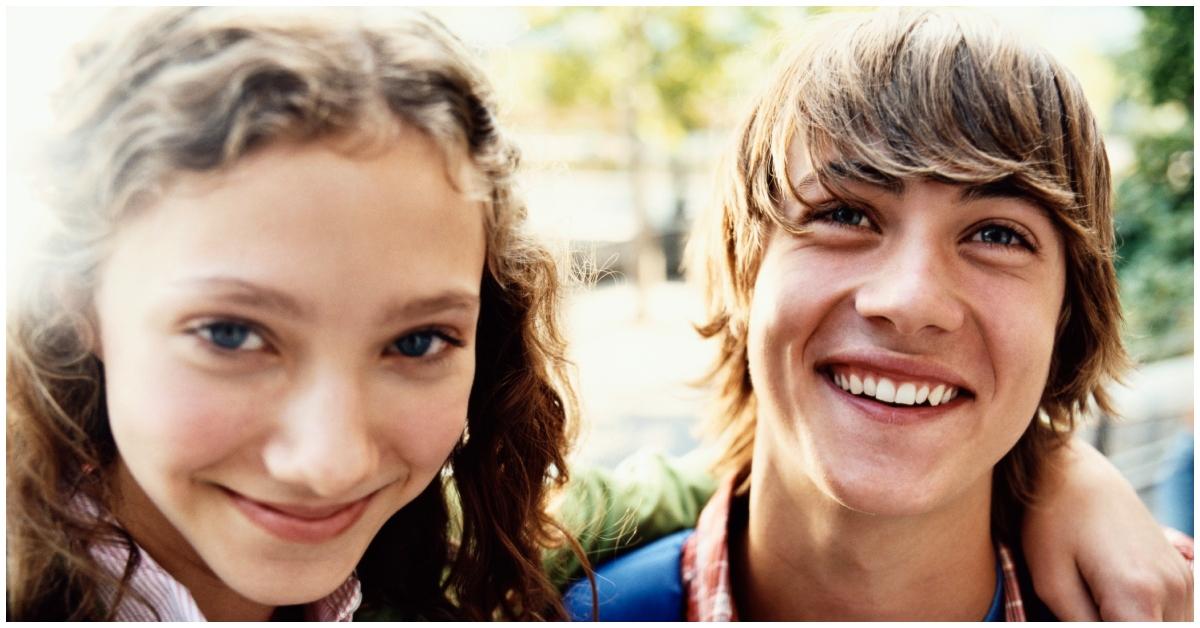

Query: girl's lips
<box><xmin>225</xmin><ymin>489</ymin><xmax>374</xmax><ymax>544</ymax></box>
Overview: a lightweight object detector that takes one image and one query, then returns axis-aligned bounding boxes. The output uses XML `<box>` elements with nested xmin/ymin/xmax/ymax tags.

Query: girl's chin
<box><xmin>206</xmin><ymin>549</ymin><xmax>361</xmax><ymax>608</ymax></box>
<box><xmin>231</xmin><ymin>574</ymin><xmax>350</xmax><ymax>608</ymax></box>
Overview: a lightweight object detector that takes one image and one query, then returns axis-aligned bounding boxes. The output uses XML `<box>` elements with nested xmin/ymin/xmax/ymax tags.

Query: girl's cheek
<box><xmin>108</xmin><ymin>355</ymin><xmax>267</xmax><ymax>472</ymax></box>
<box><xmin>386</xmin><ymin>374</ymin><xmax>474</xmax><ymax>469</ymax></box>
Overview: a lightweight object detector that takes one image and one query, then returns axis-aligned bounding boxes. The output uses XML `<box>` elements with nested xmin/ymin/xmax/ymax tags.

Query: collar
<box><xmin>681</xmin><ymin>474</ymin><xmax>1026</xmax><ymax>621</ymax></box>
<box><xmin>81</xmin><ymin>497</ymin><xmax>362</xmax><ymax>621</ymax></box>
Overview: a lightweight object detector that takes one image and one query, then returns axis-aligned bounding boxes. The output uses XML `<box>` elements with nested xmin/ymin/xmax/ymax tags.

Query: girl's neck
<box><xmin>733</xmin><ymin>457</ymin><xmax>997</xmax><ymax>621</ymax></box>
<box><xmin>112</xmin><ymin>462</ymin><xmax>276</xmax><ymax>621</ymax></box>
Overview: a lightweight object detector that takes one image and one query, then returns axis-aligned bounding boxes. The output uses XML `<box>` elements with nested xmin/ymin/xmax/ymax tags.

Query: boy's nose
<box><xmin>854</xmin><ymin>241</ymin><xmax>965</xmax><ymax>336</ymax></box>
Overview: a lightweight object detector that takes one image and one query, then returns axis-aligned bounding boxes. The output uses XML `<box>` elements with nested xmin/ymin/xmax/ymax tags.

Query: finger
<box><xmin>1031</xmin><ymin>561</ymin><xmax>1101</xmax><ymax>621</ymax></box>
<box><xmin>1096</xmin><ymin>575</ymin><xmax>1164</xmax><ymax>621</ymax></box>
<box><xmin>1147</xmin><ymin>528</ymin><xmax>1185</xmax><ymax>619</ymax></box>
<box><xmin>1161</xmin><ymin>558</ymin><xmax>1193</xmax><ymax>621</ymax></box>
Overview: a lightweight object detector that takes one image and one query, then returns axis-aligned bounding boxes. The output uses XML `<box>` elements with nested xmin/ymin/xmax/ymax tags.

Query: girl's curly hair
<box><xmin>8</xmin><ymin>7</ymin><xmax>581</xmax><ymax>620</ymax></box>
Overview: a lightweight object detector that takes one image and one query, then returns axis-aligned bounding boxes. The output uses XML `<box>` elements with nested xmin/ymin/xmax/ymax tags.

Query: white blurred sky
<box><xmin>2</xmin><ymin>6</ymin><xmax>1160</xmax><ymax>468</ymax></box>
<box><xmin>5</xmin><ymin>6</ymin><xmax>1143</xmax><ymax>280</ymax></box>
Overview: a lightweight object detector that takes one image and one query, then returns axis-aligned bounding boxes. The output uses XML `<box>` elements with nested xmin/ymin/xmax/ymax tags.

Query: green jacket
<box><xmin>545</xmin><ymin>447</ymin><xmax>717</xmax><ymax>588</ymax></box>
<box><xmin>355</xmin><ymin>448</ymin><xmax>717</xmax><ymax>619</ymax></box>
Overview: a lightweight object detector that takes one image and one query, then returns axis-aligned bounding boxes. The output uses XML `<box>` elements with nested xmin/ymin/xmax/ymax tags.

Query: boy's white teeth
<box><xmin>875</xmin><ymin>378</ymin><xmax>896</xmax><ymax>403</ymax></box>
<box><xmin>831</xmin><ymin>370</ymin><xmax>960</xmax><ymax>407</ymax></box>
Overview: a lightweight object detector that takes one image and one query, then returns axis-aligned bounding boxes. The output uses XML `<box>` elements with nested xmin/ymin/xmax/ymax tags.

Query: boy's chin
<box><xmin>818</xmin><ymin>468</ymin><xmax>959</xmax><ymax>518</ymax></box>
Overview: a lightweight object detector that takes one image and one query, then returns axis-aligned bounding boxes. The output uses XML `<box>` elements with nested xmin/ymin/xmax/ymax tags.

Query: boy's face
<box><xmin>94</xmin><ymin>130</ymin><xmax>484</xmax><ymax>611</ymax></box>
<box><xmin>745</xmin><ymin>149</ymin><xmax>1066</xmax><ymax>517</ymax></box>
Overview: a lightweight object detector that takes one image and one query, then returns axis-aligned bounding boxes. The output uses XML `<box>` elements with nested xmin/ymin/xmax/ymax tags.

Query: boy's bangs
<box><xmin>771</xmin><ymin>9</ymin><xmax>1080</xmax><ymax>219</ymax></box>
<box><xmin>792</xmin><ymin>126</ymin><xmax>1077</xmax><ymax>220</ymax></box>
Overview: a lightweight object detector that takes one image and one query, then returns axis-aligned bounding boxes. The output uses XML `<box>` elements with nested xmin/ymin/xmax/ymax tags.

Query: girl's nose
<box><xmin>262</xmin><ymin>370</ymin><xmax>379</xmax><ymax>498</ymax></box>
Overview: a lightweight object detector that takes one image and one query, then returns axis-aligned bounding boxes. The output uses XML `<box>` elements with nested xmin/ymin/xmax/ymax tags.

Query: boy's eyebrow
<box><xmin>792</xmin><ymin>173</ymin><xmax>826</xmax><ymax>197</ymax></box>
<box><xmin>797</xmin><ymin>167</ymin><xmax>1038</xmax><ymax>205</ymax></box>
<box><xmin>174</xmin><ymin>276</ymin><xmax>480</xmax><ymax>324</ymax></box>
<box><xmin>793</xmin><ymin>162</ymin><xmax>905</xmax><ymax>198</ymax></box>
<box><xmin>958</xmin><ymin>179</ymin><xmax>1033</xmax><ymax>203</ymax></box>
<box><xmin>826</xmin><ymin>161</ymin><xmax>904</xmax><ymax>194</ymax></box>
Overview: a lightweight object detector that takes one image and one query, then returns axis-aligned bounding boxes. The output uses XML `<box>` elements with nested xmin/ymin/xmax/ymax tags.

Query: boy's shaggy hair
<box><xmin>689</xmin><ymin>8</ymin><xmax>1129</xmax><ymax>536</ymax></box>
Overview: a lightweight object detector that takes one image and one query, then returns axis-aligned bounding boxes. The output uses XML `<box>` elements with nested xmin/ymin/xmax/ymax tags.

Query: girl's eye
<box><xmin>389</xmin><ymin>330</ymin><xmax>460</xmax><ymax>358</ymax></box>
<box><xmin>196</xmin><ymin>321</ymin><xmax>265</xmax><ymax>351</ymax></box>
<box><xmin>972</xmin><ymin>224</ymin><xmax>1032</xmax><ymax>250</ymax></box>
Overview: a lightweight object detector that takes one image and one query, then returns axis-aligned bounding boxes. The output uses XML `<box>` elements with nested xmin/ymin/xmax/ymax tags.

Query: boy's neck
<box><xmin>732</xmin><ymin>458</ymin><xmax>997</xmax><ymax>621</ymax></box>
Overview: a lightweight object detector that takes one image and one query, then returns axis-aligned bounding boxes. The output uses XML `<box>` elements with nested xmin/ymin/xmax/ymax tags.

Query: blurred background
<box><xmin>6</xmin><ymin>7</ymin><xmax>1193</xmax><ymax>532</ymax></box>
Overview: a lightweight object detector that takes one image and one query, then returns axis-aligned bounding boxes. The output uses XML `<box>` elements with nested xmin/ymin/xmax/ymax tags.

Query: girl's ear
<box><xmin>83</xmin><ymin>302</ymin><xmax>103</xmax><ymax>361</ymax></box>
<box><xmin>52</xmin><ymin>272</ymin><xmax>104</xmax><ymax>360</ymax></box>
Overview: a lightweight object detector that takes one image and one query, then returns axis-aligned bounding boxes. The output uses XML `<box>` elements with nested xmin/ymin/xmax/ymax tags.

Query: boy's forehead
<box><xmin>784</xmin><ymin>139</ymin><xmax>1050</xmax><ymax>212</ymax></box>
<box><xmin>783</xmin><ymin>141</ymin><xmax>899</xmax><ymax>204</ymax></box>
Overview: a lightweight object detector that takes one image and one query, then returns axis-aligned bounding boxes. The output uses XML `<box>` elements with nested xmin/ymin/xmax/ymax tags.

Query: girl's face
<box><xmin>746</xmin><ymin>149</ymin><xmax>1066</xmax><ymax>518</ymax></box>
<box><xmin>93</xmin><ymin>129</ymin><xmax>485</xmax><ymax>610</ymax></box>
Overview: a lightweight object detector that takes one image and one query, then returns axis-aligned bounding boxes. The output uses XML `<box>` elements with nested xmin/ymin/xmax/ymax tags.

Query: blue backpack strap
<box><xmin>563</xmin><ymin>529</ymin><xmax>694</xmax><ymax>621</ymax></box>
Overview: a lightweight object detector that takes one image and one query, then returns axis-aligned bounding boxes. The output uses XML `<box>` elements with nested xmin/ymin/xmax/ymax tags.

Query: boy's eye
<box><xmin>197</xmin><ymin>321</ymin><xmax>265</xmax><ymax>351</ymax></box>
<box><xmin>822</xmin><ymin>205</ymin><xmax>872</xmax><ymax>228</ymax></box>
<box><xmin>391</xmin><ymin>331</ymin><xmax>446</xmax><ymax>358</ymax></box>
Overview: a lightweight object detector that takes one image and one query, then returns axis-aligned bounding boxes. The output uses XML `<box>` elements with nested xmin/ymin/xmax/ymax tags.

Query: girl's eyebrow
<box><xmin>172</xmin><ymin>276</ymin><xmax>479</xmax><ymax>325</ymax></box>
<box><xmin>174</xmin><ymin>276</ymin><xmax>311</xmax><ymax>320</ymax></box>
<box><xmin>375</xmin><ymin>292</ymin><xmax>480</xmax><ymax>326</ymax></box>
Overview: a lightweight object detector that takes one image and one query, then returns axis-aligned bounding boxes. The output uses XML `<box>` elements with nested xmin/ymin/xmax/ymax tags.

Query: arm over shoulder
<box><xmin>544</xmin><ymin>448</ymin><xmax>717</xmax><ymax>588</ymax></box>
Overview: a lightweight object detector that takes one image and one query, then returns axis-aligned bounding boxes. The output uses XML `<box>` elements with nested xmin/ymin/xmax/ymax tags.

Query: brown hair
<box><xmin>689</xmin><ymin>8</ymin><xmax>1129</xmax><ymax>536</ymax></box>
<box><xmin>8</xmin><ymin>7</ymin><xmax>580</xmax><ymax>620</ymax></box>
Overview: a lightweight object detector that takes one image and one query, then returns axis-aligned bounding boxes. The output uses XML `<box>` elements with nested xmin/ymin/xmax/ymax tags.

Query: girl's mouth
<box><xmin>224</xmin><ymin>488</ymin><xmax>375</xmax><ymax>544</ymax></box>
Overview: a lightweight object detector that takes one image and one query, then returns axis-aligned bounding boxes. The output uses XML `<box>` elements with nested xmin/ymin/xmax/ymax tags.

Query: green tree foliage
<box><xmin>522</xmin><ymin>7</ymin><xmax>790</xmax><ymax>296</ymax></box>
<box><xmin>1113</xmin><ymin>6</ymin><xmax>1194</xmax><ymax>360</ymax></box>
<box><xmin>1138</xmin><ymin>6</ymin><xmax>1194</xmax><ymax>113</ymax></box>
<box><xmin>526</xmin><ymin>7</ymin><xmax>782</xmax><ymax>146</ymax></box>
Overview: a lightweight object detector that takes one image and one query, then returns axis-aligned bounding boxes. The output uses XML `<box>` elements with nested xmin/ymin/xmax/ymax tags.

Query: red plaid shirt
<box><xmin>680</xmin><ymin>475</ymin><xmax>1028</xmax><ymax>621</ymax></box>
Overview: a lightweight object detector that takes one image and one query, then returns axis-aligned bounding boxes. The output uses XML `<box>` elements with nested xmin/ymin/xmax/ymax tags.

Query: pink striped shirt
<box><xmin>89</xmin><ymin>531</ymin><xmax>361</xmax><ymax>621</ymax></box>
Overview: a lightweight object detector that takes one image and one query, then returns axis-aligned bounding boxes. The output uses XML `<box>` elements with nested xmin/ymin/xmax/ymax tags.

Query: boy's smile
<box><xmin>746</xmin><ymin>153</ymin><xmax>1067</xmax><ymax>518</ymax></box>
